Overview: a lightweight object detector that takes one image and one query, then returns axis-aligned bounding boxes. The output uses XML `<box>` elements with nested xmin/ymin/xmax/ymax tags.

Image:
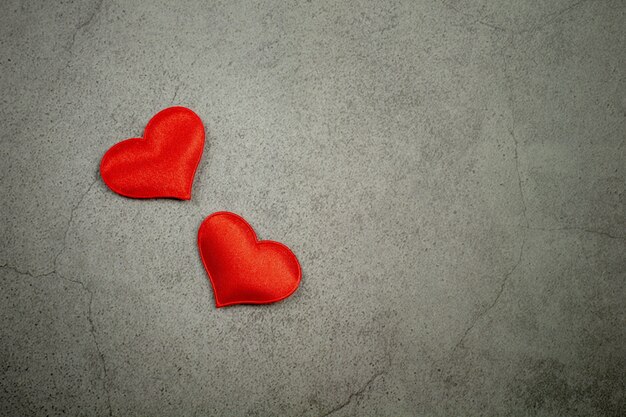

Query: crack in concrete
<box><xmin>0</xmin><ymin>263</ymin><xmax>84</xmax><ymax>290</ymax></box>
<box><xmin>450</xmin><ymin>39</ymin><xmax>528</xmax><ymax>355</ymax></box>
<box><xmin>450</xmin><ymin>32</ymin><xmax>623</xmax><ymax>356</ymax></box>
<box><xmin>452</xmin><ymin>238</ymin><xmax>526</xmax><ymax>353</ymax></box>
<box><xmin>525</xmin><ymin>0</ymin><xmax>589</xmax><ymax>33</ymax></box>
<box><xmin>317</xmin><ymin>350</ymin><xmax>392</xmax><ymax>417</ymax></box>
<box><xmin>83</xmin><ymin>283</ymin><xmax>114</xmax><ymax>417</ymax></box>
<box><xmin>53</xmin><ymin>177</ymin><xmax>99</xmax><ymax>270</ymax></box>
<box><xmin>441</xmin><ymin>0</ymin><xmax>508</xmax><ymax>32</ymax></box>
<box><xmin>170</xmin><ymin>55</ymin><xmax>200</xmax><ymax>103</ymax></box>
<box><xmin>171</xmin><ymin>83</ymin><xmax>181</xmax><ymax>103</ymax></box>
<box><xmin>318</xmin><ymin>370</ymin><xmax>386</xmax><ymax>417</ymax></box>
<box><xmin>1</xmin><ymin>266</ymin><xmax>113</xmax><ymax>416</ymax></box>
<box><xmin>52</xmin><ymin>175</ymin><xmax>112</xmax><ymax>415</ymax></box>
<box><xmin>528</xmin><ymin>226</ymin><xmax>625</xmax><ymax>241</ymax></box>
<box><xmin>511</xmin><ymin>126</ymin><xmax>529</xmax><ymax>228</ymax></box>
<box><xmin>502</xmin><ymin>48</ymin><xmax>530</xmax><ymax>231</ymax></box>
<box><xmin>67</xmin><ymin>0</ymin><xmax>105</xmax><ymax>53</ymax></box>
<box><xmin>2</xmin><ymin>174</ymin><xmax>99</xmax><ymax>278</ymax></box>
<box><xmin>441</xmin><ymin>0</ymin><xmax>590</xmax><ymax>34</ymax></box>
<box><xmin>171</xmin><ymin>77</ymin><xmax>181</xmax><ymax>105</ymax></box>
<box><xmin>170</xmin><ymin>72</ymin><xmax>184</xmax><ymax>104</ymax></box>
<box><xmin>60</xmin><ymin>177</ymin><xmax>99</xmax><ymax>254</ymax></box>
<box><xmin>0</xmin><ymin>263</ymin><xmax>56</xmax><ymax>279</ymax></box>
<box><xmin>1</xmin><ymin>175</ymin><xmax>112</xmax><ymax>415</ymax></box>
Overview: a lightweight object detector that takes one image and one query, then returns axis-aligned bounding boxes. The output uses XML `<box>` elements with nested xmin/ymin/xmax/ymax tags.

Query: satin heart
<box><xmin>198</xmin><ymin>212</ymin><xmax>301</xmax><ymax>307</ymax></box>
<box><xmin>100</xmin><ymin>106</ymin><xmax>205</xmax><ymax>199</ymax></box>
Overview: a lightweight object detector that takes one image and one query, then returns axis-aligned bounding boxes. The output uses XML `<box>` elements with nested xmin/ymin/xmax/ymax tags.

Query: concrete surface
<box><xmin>1</xmin><ymin>0</ymin><xmax>624</xmax><ymax>415</ymax></box>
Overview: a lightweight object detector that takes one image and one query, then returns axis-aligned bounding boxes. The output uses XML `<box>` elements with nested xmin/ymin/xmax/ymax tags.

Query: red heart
<box><xmin>100</xmin><ymin>106</ymin><xmax>205</xmax><ymax>200</ymax></box>
<box><xmin>198</xmin><ymin>212</ymin><xmax>301</xmax><ymax>307</ymax></box>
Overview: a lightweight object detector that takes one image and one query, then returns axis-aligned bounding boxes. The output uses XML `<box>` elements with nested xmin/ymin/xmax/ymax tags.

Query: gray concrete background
<box><xmin>1</xmin><ymin>0</ymin><xmax>624</xmax><ymax>415</ymax></box>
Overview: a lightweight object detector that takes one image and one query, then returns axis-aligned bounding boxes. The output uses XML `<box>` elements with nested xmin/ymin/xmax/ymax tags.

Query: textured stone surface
<box><xmin>1</xmin><ymin>0</ymin><xmax>624</xmax><ymax>416</ymax></box>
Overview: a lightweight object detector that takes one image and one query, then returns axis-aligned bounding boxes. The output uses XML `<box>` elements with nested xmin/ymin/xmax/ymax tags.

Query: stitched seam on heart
<box><xmin>197</xmin><ymin>211</ymin><xmax>302</xmax><ymax>308</ymax></box>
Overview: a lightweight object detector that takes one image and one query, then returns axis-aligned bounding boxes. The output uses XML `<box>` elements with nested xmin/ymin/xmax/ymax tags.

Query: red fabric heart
<box><xmin>198</xmin><ymin>212</ymin><xmax>301</xmax><ymax>307</ymax></box>
<box><xmin>100</xmin><ymin>106</ymin><xmax>205</xmax><ymax>199</ymax></box>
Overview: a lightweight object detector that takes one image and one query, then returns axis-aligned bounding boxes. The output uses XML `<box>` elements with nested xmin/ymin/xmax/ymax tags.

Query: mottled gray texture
<box><xmin>1</xmin><ymin>0</ymin><xmax>624</xmax><ymax>416</ymax></box>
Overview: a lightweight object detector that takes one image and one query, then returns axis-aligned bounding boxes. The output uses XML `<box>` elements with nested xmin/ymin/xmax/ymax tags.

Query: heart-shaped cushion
<box><xmin>198</xmin><ymin>212</ymin><xmax>301</xmax><ymax>307</ymax></box>
<box><xmin>100</xmin><ymin>106</ymin><xmax>205</xmax><ymax>199</ymax></box>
